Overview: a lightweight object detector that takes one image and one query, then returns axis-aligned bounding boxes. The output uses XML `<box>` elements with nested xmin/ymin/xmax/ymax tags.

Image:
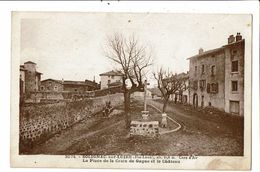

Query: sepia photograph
<box><xmin>11</xmin><ymin>11</ymin><xmax>252</xmax><ymax>169</ymax></box>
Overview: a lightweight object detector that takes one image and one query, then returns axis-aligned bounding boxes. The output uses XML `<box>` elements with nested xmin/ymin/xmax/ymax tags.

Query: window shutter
<box><xmin>216</xmin><ymin>83</ymin><xmax>219</xmax><ymax>93</ymax></box>
<box><xmin>207</xmin><ymin>83</ymin><xmax>210</xmax><ymax>93</ymax></box>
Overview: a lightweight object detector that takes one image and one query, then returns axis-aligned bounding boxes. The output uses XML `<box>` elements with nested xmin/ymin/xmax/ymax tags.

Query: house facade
<box><xmin>41</xmin><ymin>79</ymin><xmax>99</xmax><ymax>92</ymax></box>
<box><xmin>99</xmin><ymin>70</ymin><xmax>123</xmax><ymax>89</ymax></box>
<box><xmin>188</xmin><ymin>33</ymin><xmax>244</xmax><ymax>115</ymax></box>
<box><xmin>223</xmin><ymin>33</ymin><xmax>244</xmax><ymax>115</ymax></box>
<box><xmin>40</xmin><ymin>79</ymin><xmax>63</xmax><ymax>92</ymax></box>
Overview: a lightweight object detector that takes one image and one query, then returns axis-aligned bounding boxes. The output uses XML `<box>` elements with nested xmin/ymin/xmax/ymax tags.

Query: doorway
<box><xmin>193</xmin><ymin>93</ymin><xmax>198</xmax><ymax>108</ymax></box>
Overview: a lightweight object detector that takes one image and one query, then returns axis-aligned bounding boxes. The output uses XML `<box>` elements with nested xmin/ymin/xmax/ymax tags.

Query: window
<box><xmin>193</xmin><ymin>80</ymin><xmax>198</xmax><ymax>90</ymax></box>
<box><xmin>41</xmin><ymin>86</ymin><xmax>44</xmax><ymax>91</ymax></box>
<box><xmin>231</xmin><ymin>81</ymin><xmax>238</xmax><ymax>92</ymax></box>
<box><xmin>195</xmin><ymin>66</ymin><xmax>197</xmax><ymax>75</ymax></box>
<box><xmin>107</xmin><ymin>80</ymin><xmax>111</xmax><ymax>85</ymax></box>
<box><xmin>207</xmin><ymin>83</ymin><xmax>218</xmax><ymax>93</ymax></box>
<box><xmin>74</xmin><ymin>89</ymin><xmax>78</xmax><ymax>92</ymax></box>
<box><xmin>199</xmin><ymin>80</ymin><xmax>206</xmax><ymax>91</ymax></box>
<box><xmin>231</xmin><ymin>60</ymin><xmax>238</xmax><ymax>72</ymax></box>
<box><xmin>211</xmin><ymin>65</ymin><xmax>216</xmax><ymax>76</ymax></box>
<box><xmin>211</xmin><ymin>83</ymin><xmax>218</xmax><ymax>93</ymax></box>
<box><xmin>54</xmin><ymin>86</ymin><xmax>58</xmax><ymax>91</ymax></box>
<box><xmin>201</xmin><ymin>65</ymin><xmax>205</xmax><ymax>75</ymax></box>
<box><xmin>111</xmin><ymin>76</ymin><xmax>114</xmax><ymax>79</ymax></box>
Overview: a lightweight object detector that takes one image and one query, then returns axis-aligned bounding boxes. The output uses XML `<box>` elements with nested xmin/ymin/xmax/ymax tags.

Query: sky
<box><xmin>20</xmin><ymin>12</ymin><xmax>251</xmax><ymax>87</ymax></box>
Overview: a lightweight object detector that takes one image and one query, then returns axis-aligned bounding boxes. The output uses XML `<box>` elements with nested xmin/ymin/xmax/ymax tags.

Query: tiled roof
<box><xmin>99</xmin><ymin>70</ymin><xmax>123</xmax><ymax>76</ymax></box>
<box><xmin>187</xmin><ymin>47</ymin><xmax>224</xmax><ymax>60</ymax></box>
<box><xmin>63</xmin><ymin>80</ymin><xmax>88</xmax><ymax>85</ymax></box>
<box><xmin>41</xmin><ymin>79</ymin><xmax>98</xmax><ymax>87</ymax></box>
<box><xmin>24</xmin><ymin>61</ymin><xmax>36</xmax><ymax>64</ymax></box>
<box><xmin>41</xmin><ymin>79</ymin><xmax>63</xmax><ymax>84</ymax></box>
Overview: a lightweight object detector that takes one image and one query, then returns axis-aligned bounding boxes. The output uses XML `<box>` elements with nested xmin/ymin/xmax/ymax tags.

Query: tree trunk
<box><xmin>124</xmin><ymin>91</ymin><xmax>131</xmax><ymax>128</ymax></box>
<box><xmin>163</xmin><ymin>98</ymin><xmax>168</xmax><ymax>113</ymax></box>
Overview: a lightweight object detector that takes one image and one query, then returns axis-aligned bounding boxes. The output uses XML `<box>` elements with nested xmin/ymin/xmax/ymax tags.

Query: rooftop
<box><xmin>99</xmin><ymin>70</ymin><xmax>124</xmax><ymax>76</ymax></box>
<box><xmin>41</xmin><ymin>78</ymin><xmax>98</xmax><ymax>87</ymax></box>
<box><xmin>20</xmin><ymin>65</ymin><xmax>26</xmax><ymax>71</ymax></box>
<box><xmin>187</xmin><ymin>47</ymin><xmax>224</xmax><ymax>60</ymax></box>
<box><xmin>24</xmin><ymin>61</ymin><xmax>36</xmax><ymax>64</ymax></box>
<box><xmin>187</xmin><ymin>38</ymin><xmax>245</xmax><ymax>60</ymax></box>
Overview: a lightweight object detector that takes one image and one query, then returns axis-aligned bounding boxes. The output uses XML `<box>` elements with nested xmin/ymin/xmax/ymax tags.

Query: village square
<box><xmin>19</xmin><ymin>32</ymin><xmax>244</xmax><ymax>156</ymax></box>
<box><xmin>17</xmin><ymin>13</ymin><xmax>249</xmax><ymax>156</ymax></box>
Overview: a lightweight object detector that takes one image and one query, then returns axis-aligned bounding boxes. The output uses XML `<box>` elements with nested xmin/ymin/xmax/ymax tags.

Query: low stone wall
<box><xmin>26</xmin><ymin>91</ymin><xmax>95</xmax><ymax>103</ymax></box>
<box><xmin>25</xmin><ymin>86</ymin><xmax>122</xmax><ymax>103</ymax></box>
<box><xmin>19</xmin><ymin>93</ymin><xmax>124</xmax><ymax>152</ymax></box>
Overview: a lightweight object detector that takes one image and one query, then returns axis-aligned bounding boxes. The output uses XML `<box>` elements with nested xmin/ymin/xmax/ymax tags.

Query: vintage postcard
<box><xmin>11</xmin><ymin>12</ymin><xmax>252</xmax><ymax>170</ymax></box>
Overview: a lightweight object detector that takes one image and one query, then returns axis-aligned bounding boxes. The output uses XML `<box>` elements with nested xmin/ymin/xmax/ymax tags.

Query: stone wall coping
<box><xmin>130</xmin><ymin>120</ymin><xmax>159</xmax><ymax>125</ymax></box>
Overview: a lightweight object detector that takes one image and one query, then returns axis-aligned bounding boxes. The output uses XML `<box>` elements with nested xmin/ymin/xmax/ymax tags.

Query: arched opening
<box><xmin>193</xmin><ymin>93</ymin><xmax>198</xmax><ymax>108</ymax></box>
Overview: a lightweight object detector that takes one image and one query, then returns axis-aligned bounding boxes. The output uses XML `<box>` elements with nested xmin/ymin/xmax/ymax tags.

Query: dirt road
<box><xmin>148</xmin><ymin>100</ymin><xmax>244</xmax><ymax>156</ymax></box>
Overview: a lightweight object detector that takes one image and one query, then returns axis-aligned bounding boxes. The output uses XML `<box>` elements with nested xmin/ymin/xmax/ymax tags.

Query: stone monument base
<box><xmin>130</xmin><ymin>120</ymin><xmax>159</xmax><ymax>137</ymax></box>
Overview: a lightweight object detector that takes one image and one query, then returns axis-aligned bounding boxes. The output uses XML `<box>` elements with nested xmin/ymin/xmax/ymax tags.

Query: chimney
<box><xmin>228</xmin><ymin>35</ymin><xmax>235</xmax><ymax>44</ymax></box>
<box><xmin>199</xmin><ymin>48</ymin><xmax>204</xmax><ymax>55</ymax></box>
<box><xmin>62</xmin><ymin>78</ymin><xmax>64</xmax><ymax>83</ymax></box>
<box><xmin>93</xmin><ymin>76</ymin><xmax>95</xmax><ymax>83</ymax></box>
<box><xmin>236</xmin><ymin>32</ymin><xmax>242</xmax><ymax>42</ymax></box>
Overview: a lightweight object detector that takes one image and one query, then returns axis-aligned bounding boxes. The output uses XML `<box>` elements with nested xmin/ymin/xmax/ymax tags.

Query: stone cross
<box><xmin>142</xmin><ymin>80</ymin><xmax>150</xmax><ymax>120</ymax></box>
<box><xmin>144</xmin><ymin>80</ymin><xmax>148</xmax><ymax>111</ymax></box>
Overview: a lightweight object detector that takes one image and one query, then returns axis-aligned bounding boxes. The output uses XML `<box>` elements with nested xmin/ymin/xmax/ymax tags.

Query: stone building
<box><xmin>40</xmin><ymin>79</ymin><xmax>63</xmax><ymax>92</ymax></box>
<box><xmin>20</xmin><ymin>61</ymin><xmax>42</xmax><ymax>98</ymax></box>
<box><xmin>99</xmin><ymin>70</ymin><xmax>123</xmax><ymax>89</ymax></box>
<box><xmin>188</xmin><ymin>33</ymin><xmax>244</xmax><ymax>115</ymax></box>
<box><xmin>40</xmin><ymin>79</ymin><xmax>99</xmax><ymax>92</ymax></box>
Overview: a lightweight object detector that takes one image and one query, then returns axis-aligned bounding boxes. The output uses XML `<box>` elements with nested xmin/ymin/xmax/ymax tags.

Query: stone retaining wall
<box><xmin>19</xmin><ymin>93</ymin><xmax>123</xmax><ymax>152</ymax></box>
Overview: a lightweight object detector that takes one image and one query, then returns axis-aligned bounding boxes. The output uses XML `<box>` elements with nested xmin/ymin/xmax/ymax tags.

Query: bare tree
<box><xmin>105</xmin><ymin>33</ymin><xmax>153</xmax><ymax>128</ymax></box>
<box><xmin>153</xmin><ymin>68</ymin><xmax>187</xmax><ymax>113</ymax></box>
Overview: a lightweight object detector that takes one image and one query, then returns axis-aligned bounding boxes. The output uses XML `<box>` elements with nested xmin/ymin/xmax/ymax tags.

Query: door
<box><xmin>193</xmin><ymin>93</ymin><xmax>198</xmax><ymax>108</ymax></box>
